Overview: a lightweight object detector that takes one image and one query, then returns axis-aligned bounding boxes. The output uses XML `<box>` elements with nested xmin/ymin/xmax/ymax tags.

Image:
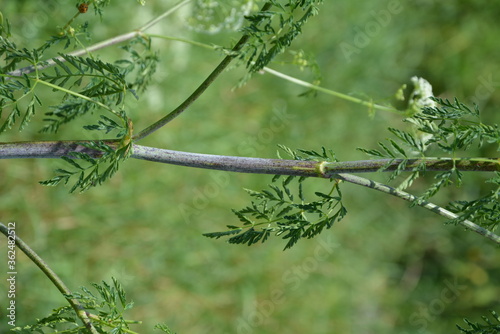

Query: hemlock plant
<box><xmin>0</xmin><ymin>1</ymin><xmax>498</xmax><ymax>333</ymax></box>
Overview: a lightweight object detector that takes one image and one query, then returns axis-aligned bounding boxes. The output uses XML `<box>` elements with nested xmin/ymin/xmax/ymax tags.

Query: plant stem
<box><xmin>262</xmin><ymin>67</ymin><xmax>400</xmax><ymax>113</ymax></box>
<box><xmin>1</xmin><ymin>141</ymin><xmax>499</xmax><ymax>173</ymax></box>
<box><xmin>335</xmin><ymin>173</ymin><xmax>500</xmax><ymax>244</ymax></box>
<box><xmin>0</xmin><ymin>140</ymin><xmax>118</xmax><ymax>158</ymax></box>
<box><xmin>131</xmin><ymin>146</ymin><xmax>500</xmax><ymax>174</ymax></box>
<box><xmin>4</xmin><ymin>31</ymin><xmax>137</xmax><ymax>79</ymax></box>
<box><xmin>133</xmin><ymin>2</ymin><xmax>274</xmax><ymax>141</ymax></box>
<box><xmin>132</xmin><ymin>144</ymin><xmax>321</xmax><ymax>175</ymax></box>
<box><xmin>36</xmin><ymin>79</ymin><xmax>121</xmax><ymax>116</ymax></box>
<box><xmin>5</xmin><ymin>0</ymin><xmax>191</xmax><ymax>79</ymax></box>
<box><xmin>147</xmin><ymin>34</ymin><xmax>216</xmax><ymax>50</ymax></box>
<box><xmin>1</xmin><ymin>141</ymin><xmax>498</xmax><ymax>243</ymax></box>
<box><xmin>321</xmin><ymin>158</ymin><xmax>500</xmax><ymax>173</ymax></box>
<box><xmin>138</xmin><ymin>0</ymin><xmax>192</xmax><ymax>31</ymax></box>
<box><xmin>0</xmin><ymin>223</ymin><xmax>99</xmax><ymax>334</ymax></box>
<box><xmin>146</xmin><ymin>34</ymin><xmax>403</xmax><ymax>115</ymax></box>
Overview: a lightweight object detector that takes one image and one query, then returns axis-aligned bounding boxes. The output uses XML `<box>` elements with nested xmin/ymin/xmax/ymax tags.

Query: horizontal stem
<box><xmin>1</xmin><ymin>141</ymin><xmax>498</xmax><ymax>244</ymax></box>
<box><xmin>0</xmin><ymin>141</ymin><xmax>498</xmax><ymax>174</ymax></box>
<box><xmin>322</xmin><ymin>158</ymin><xmax>500</xmax><ymax>174</ymax></box>
<box><xmin>132</xmin><ymin>144</ymin><xmax>321</xmax><ymax>176</ymax></box>
<box><xmin>0</xmin><ymin>140</ymin><xmax>118</xmax><ymax>159</ymax></box>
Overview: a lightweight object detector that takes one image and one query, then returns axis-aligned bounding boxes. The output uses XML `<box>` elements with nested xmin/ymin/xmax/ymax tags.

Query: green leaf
<box><xmin>357</xmin><ymin>147</ymin><xmax>384</xmax><ymax>158</ymax></box>
<box><xmin>61</xmin><ymin>156</ymin><xmax>84</xmax><ymax>170</ymax></box>
<box><xmin>53</xmin><ymin>57</ymin><xmax>73</xmax><ymax>75</ymax></box>
<box><xmin>203</xmin><ymin>228</ymin><xmax>243</xmax><ymax>239</ymax></box>
<box><xmin>206</xmin><ymin>162</ymin><xmax>345</xmax><ymax>249</ymax></box>
<box><xmin>456</xmin><ymin>310</ymin><xmax>500</xmax><ymax>334</ymax></box>
<box><xmin>232</xmin><ymin>209</ymin><xmax>253</xmax><ymax>225</ymax></box>
<box><xmin>389</xmin><ymin>139</ymin><xmax>407</xmax><ymax>158</ymax></box>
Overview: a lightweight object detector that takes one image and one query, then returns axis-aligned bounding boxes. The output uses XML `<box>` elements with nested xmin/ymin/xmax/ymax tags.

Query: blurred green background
<box><xmin>1</xmin><ymin>1</ymin><xmax>499</xmax><ymax>333</ymax></box>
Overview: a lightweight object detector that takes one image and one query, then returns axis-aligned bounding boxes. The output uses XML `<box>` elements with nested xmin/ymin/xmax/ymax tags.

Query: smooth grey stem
<box><xmin>0</xmin><ymin>141</ymin><xmax>322</xmax><ymax>176</ymax></box>
<box><xmin>0</xmin><ymin>141</ymin><xmax>114</xmax><ymax>159</ymax></box>
<box><xmin>0</xmin><ymin>141</ymin><xmax>499</xmax><ymax>175</ymax></box>
<box><xmin>335</xmin><ymin>173</ymin><xmax>500</xmax><ymax>244</ymax></box>
<box><xmin>131</xmin><ymin>146</ymin><xmax>500</xmax><ymax>174</ymax></box>
<box><xmin>1</xmin><ymin>140</ymin><xmax>499</xmax><ymax>244</ymax></box>
<box><xmin>132</xmin><ymin>144</ymin><xmax>320</xmax><ymax>176</ymax></box>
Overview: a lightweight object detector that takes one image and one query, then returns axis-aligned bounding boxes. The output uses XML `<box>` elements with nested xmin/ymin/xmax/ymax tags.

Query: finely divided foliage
<box><xmin>356</xmin><ymin>97</ymin><xmax>500</xmax><ymax>231</ymax></box>
<box><xmin>205</xmin><ymin>97</ymin><xmax>500</xmax><ymax>246</ymax></box>
<box><xmin>456</xmin><ymin>310</ymin><xmax>500</xmax><ymax>334</ymax></box>
<box><xmin>240</xmin><ymin>0</ymin><xmax>323</xmax><ymax>73</ymax></box>
<box><xmin>204</xmin><ymin>146</ymin><xmax>347</xmax><ymax>250</ymax></box>
<box><xmin>10</xmin><ymin>278</ymin><xmax>137</xmax><ymax>333</ymax></box>
<box><xmin>0</xmin><ymin>1</ymin><xmax>499</xmax><ymax>333</ymax></box>
<box><xmin>204</xmin><ymin>175</ymin><xmax>346</xmax><ymax>250</ymax></box>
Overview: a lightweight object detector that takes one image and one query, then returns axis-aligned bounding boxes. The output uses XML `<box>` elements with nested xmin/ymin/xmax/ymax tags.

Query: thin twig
<box><xmin>4</xmin><ymin>0</ymin><xmax>191</xmax><ymax>79</ymax></box>
<box><xmin>263</xmin><ymin>67</ymin><xmax>399</xmax><ymax>114</ymax></box>
<box><xmin>133</xmin><ymin>2</ymin><xmax>274</xmax><ymax>141</ymax></box>
<box><xmin>4</xmin><ymin>31</ymin><xmax>135</xmax><ymax>79</ymax></box>
<box><xmin>146</xmin><ymin>33</ymin><xmax>399</xmax><ymax>117</ymax></box>
<box><xmin>0</xmin><ymin>223</ymin><xmax>99</xmax><ymax>333</ymax></box>
<box><xmin>334</xmin><ymin>173</ymin><xmax>500</xmax><ymax>244</ymax></box>
<box><xmin>138</xmin><ymin>0</ymin><xmax>191</xmax><ymax>31</ymax></box>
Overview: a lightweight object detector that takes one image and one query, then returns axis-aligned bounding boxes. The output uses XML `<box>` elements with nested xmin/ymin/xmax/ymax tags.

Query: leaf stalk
<box><xmin>0</xmin><ymin>223</ymin><xmax>99</xmax><ymax>333</ymax></box>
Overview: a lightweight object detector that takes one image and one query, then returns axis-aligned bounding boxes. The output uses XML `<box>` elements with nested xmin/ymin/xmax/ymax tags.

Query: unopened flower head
<box><xmin>406</xmin><ymin>77</ymin><xmax>438</xmax><ymax>154</ymax></box>
<box><xmin>408</xmin><ymin>76</ymin><xmax>437</xmax><ymax>113</ymax></box>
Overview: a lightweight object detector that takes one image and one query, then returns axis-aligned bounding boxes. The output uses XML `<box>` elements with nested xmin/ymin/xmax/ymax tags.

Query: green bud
<box><xmin>394</xmin><ymin>84</ymin><xmax>407</xmax><ymax>102</ymax></box>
